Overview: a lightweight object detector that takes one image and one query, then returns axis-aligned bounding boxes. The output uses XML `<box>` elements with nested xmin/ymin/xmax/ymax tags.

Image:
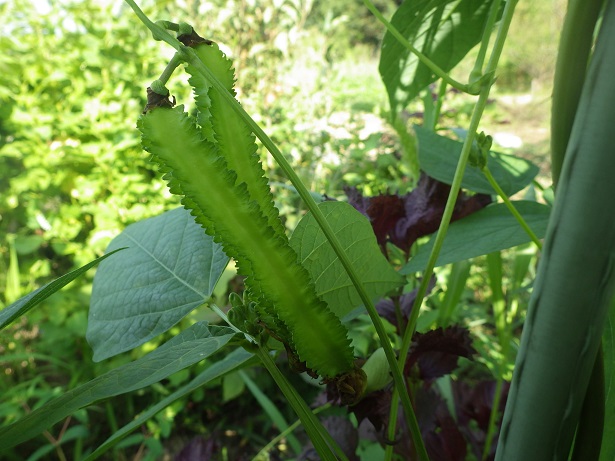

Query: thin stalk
<box><xmin>124</xmin><ymin>1</ymin><xmax>426</xmax><ymax>456</ymax></box>
<box><xmin>431</xmin><ymin>80</ymin><xmax>448</xmax><ymax>131</ymax></box>
<box><xmin>385</xmin><ymin>0</ymin><xmax>519</xmax><ymax>449</ymax></box>
<box><xmin>255</xmin><ymin>348</ymin><xmax>346</xmax><ymax>461</ymax></box>
<box><xmin>158</xmin><ymin>53</ymin><xmax>183</xmax><ymax>86</ymax></box>
<box><xmin>469</xmin><ymin>0</ymin><xmax>504</xmax><ymax>82</ymax></box>
<box><xmin>362</xmin><ymin>0</ymin><xmax>475</xmax><ymax>95</ymax></box>
<box><xmin>483</xmin><ymin>168</ymin><xmax>542</xmax><ymax>250</ymax></box>
<box><xmin>252</xmin><ymin>403</ymin><xmax>331</xmax><ymax>461</ymax></box>
<box><xmin>240</xmin><ymin>370</ymin><xmax>303</xmax><ymax>455</ymax></box>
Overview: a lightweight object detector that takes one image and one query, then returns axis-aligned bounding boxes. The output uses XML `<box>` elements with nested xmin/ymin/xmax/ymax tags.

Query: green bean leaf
<box><xmin>290</xmin><ymin>201</ymin><xmax>404</xmax><ymax>319</ymax></box>
<box><xmin>87</xmin><ymin>207</ymin><xmax>229</xmax><ymax>361</ymax></box>
<box><xmin>415</xmin><ymin>126</ymin><xmax>540</xmax><ymax>196</ymax></box>
<box><xmin>401</xmin><ymin>201</ymin><xmax>550</xmax><ymax>273</ymax></box>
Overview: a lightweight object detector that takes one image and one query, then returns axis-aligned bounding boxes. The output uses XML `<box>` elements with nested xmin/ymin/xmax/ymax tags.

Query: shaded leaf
<box><xmin>376</xmin><ymin>276</ymin><xmax>436</xmax><ymax>334</ymax></box>
<box><xmin>600</xmin><ymin>296</ymin><xmax>615</xmax><ymax>461</ymax></box>
<box><xmin>380</xmin><ymin>0</ymin><xmax>500</xmax><ymax>117</ymax></box>
<box><xmin>0</xmin><ymin>322</ymin><xmax>238</xmax><ymax>450</ymax></box>
<box><xmin>452</xmin><ymin>380</ymin><xmax>510</xmax><ymax>460</ymax></box>
<box><xmin>401</xmin><ymin>201</ymin><xmax>551</xmax><ymax>274</ymax></box>
<box><xmin>175</xmin><ymin>437</ymin><xmax>217</xmax><ymax>461</ymax></box>
<box><xmin>87</xmin><ymin>207</ymin><xmax>229</xmax><ymax>361</ymax></box>
<box><xmin>0</xmin><ymin>249</ymin><xmax>123</xmax><ymax>331</ymax></box>
<box><xmin>85</xmin><ymin>349</ymin><xmax>252</xmax><ymax>460</ymax></box>
<box><xmin>406</xmin><ymin>326</ymin><xmax>476</xmax><ymax>381</ymax></box>
<box><xmin>289</xmin><ymin>201</ymin><xmax>404</xmax><ymax>319</ymax></box>
<box><xmin>416</xmin><ymin>126</ymin><xmax>539</xmax><ymax>196</ymax></box>
<box><xmin>416</xmin><ymin>386</ymin><xmax>468</xmax><ymax>461</ymax></box>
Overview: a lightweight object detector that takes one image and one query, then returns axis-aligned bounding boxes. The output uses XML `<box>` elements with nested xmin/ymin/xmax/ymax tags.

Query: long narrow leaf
<box><xmin>0</xmin><ymin>249</ymin><xmax>124</xmax><ymax>331</ymax></box>
<box><xmin>0</xmin><ymin>322</ymin><xmax>237</xmax><ymax>450</ymax></box>
<box><xmin>380</xmin><ymin>0</ymin><xmax>500</xmax><ymax>116</ymax></box>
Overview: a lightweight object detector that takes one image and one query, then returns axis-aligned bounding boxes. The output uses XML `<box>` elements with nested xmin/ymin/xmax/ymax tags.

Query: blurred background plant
<box><xmin>0</xmin><ymin>0</ymin><xmax>563</xmax><ymax>458</ymax></box>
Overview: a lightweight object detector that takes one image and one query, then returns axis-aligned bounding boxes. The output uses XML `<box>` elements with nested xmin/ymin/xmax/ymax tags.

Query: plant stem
<box><xmin>469</xmin><ymin>0</ymin><xmax>504</xmax><ymax>82</ymax></box>
<box><xmin>385</xmin><ymin>0</ymin><xmax>519</xmax><ymax>450</ymax></box>
<box><xmin>124</xmin><ymin>1</ymin><xmax>426</xmax><ymax>457</ymax></box>
<box><xmin>362</xmin><ymin>0</ymin><xmax>475</xmax><ymax>95</ymax></box>
<box><xmin>252</xmin><ymin>403</ymin><xmax>331</xmax><ymax>460</ymax></box>
<box><xmin>158</xmin><ymin>53</ymin><xmax>183</xmax><ymax>86</ymax></box>
<box><xmin>255</xmin><ymin>348</ymin><xmax>347</xmax><ymax>461</ymax></box>
<box><xmin>483</xmin><ymin>167</ymin><xmax>542</xmax><ymax>250</ymax></box>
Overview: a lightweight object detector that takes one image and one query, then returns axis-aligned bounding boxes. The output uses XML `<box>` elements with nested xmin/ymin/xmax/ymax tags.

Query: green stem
<box><xmin>483</xmin><ymin>167</ymin><xmax>542</xmax><ymax>250</ymax></box>
<box><xmin>482</xmin><ymin>252</ymin><xmax>506</xmax><ymax>460</ymax></box>
<box><xmin>550</xmin><ymin>0</ymin><xmax>604</xmax><ymax>189</ymax></box>
<box><xmin>158</xmin><ymin>52</ymin><xmax>183</xmax><ymax>86</ymax></box>
<box><xmin>431</xmin><ymin>80</ymin><xmax>448</xmax><ymax>131</ymax></box>
<box><xmin>252</xmin><ymin>403</ymin><xmax>331</xmax><ymax>461</ymax></box>
<box><xmin>124</xmin><ymin>1</ymin><xmax>426</xmax><ymax>457</ymax></box>
<box><xmin>469</xmin><ymin>0</ymin><xmax>504</xmax><ymax>82</ymax></box>
<box><xmin>255</xmin><ymin>348</ymin><xmax>346</xmax><ymax>461</ymax></box>
<box><xmin>385</xmin><ymin>0</ymin><xmax>519</xmax><ymax>450</ymax></box>
<box><xmin>362</xmin><ymin>0</ymin><xmax>475</xmax><ymax>95</ymax></box>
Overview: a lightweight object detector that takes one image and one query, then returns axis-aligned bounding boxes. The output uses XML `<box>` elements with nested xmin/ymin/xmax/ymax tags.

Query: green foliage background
<box><xmin>0</xmin><ymin>0</ymin><xmax>563</xmax><ymax>458</ymax></box>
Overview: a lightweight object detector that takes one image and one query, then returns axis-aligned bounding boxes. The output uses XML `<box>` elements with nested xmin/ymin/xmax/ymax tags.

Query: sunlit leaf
<box><xmin>290</xmin><ymin>201</ymin><xmax>404</xmax><ymax>319</ymax></box>
<box><xmin>380</xmin><ymin>0</ymin><xmax>500</xmax><ymax>116</ymax></box>
<box><xmin>415</xmin><ymin>126</ymin><xmax>539</xmax><ymax>196</ymax></box>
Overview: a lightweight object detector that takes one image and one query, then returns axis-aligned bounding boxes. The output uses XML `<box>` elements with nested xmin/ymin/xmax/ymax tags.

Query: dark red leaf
<box><xmin>452</xmin><ymin>379</ymin><xmax>511</xmax><ymax>461</ymax></box>
<box><xmin>345</xmin><ymin>173</ymin><xmax>491</xmax><ymax>255</ymax></box>
<box><xmin>377</xmin><ymin>276</ymin><xmax>436</xmax><ymax>334</ymax></box>
<box><xmin>416</xmin><ymin>387</ymin><xmax>468</xmax><ymax>461</ymax></box>
<box><xmin>406</xmin><ymin>326</ymin><xmax>476</xmax><ymax>381</ymax></box>
<box><xmin>391</xmin><ymin>173</ymin><xmax>492</xmax><ymax>252</ymax></box>
<box><xmin>175</xmin><ymin>436</ymin><xmax>217</xmax><ymax>461</ymax></box>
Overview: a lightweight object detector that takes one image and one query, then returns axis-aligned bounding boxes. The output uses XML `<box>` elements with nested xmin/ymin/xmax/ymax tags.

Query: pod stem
<box><xmin>125</xmin><ymin>0</ymin><xmax>425</xmax><ymax>457</ymax></box>
<box><xmin>255</xmin><ymin>347</ymin><xmax>348</xmax><ymax>461</ymax></box>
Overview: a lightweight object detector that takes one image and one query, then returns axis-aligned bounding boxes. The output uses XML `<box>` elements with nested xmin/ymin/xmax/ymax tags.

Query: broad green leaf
<box><xmin>416</xmin><ymin>125</ymin><xmax>539</xmax><ymax>196</ymax></box>
<box><xmin>0</xmin><ymin>322</ymin><xmax>237</xmax><ymax>450</ymax></box>
<box><xmin>84</xmin><ymin>348</ymin><xmax>254</xmax><ymax>460</ymax></box>
<box><xmin>401</xmin><ymin>201</ymin><xmax>550</xmax><ymax>273</ymax></box>
<box><xmin>380</xmin><ymin>0</ymin><xmax>499</xmax><ymax>116</ymax></box>
<box><xmin>87</xmin><ymin>207</ymin><xmax>229</xmax><ymax>361</ymax></box>
<box><xmin>0</xmin><ymin>249</ymin><xmax>123</xmax><ymax>331</ymax></box>
<box><xmin>290</xmin><ymin>201</ymin><xmax>404</xmax><ymax>319</ymax></box>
